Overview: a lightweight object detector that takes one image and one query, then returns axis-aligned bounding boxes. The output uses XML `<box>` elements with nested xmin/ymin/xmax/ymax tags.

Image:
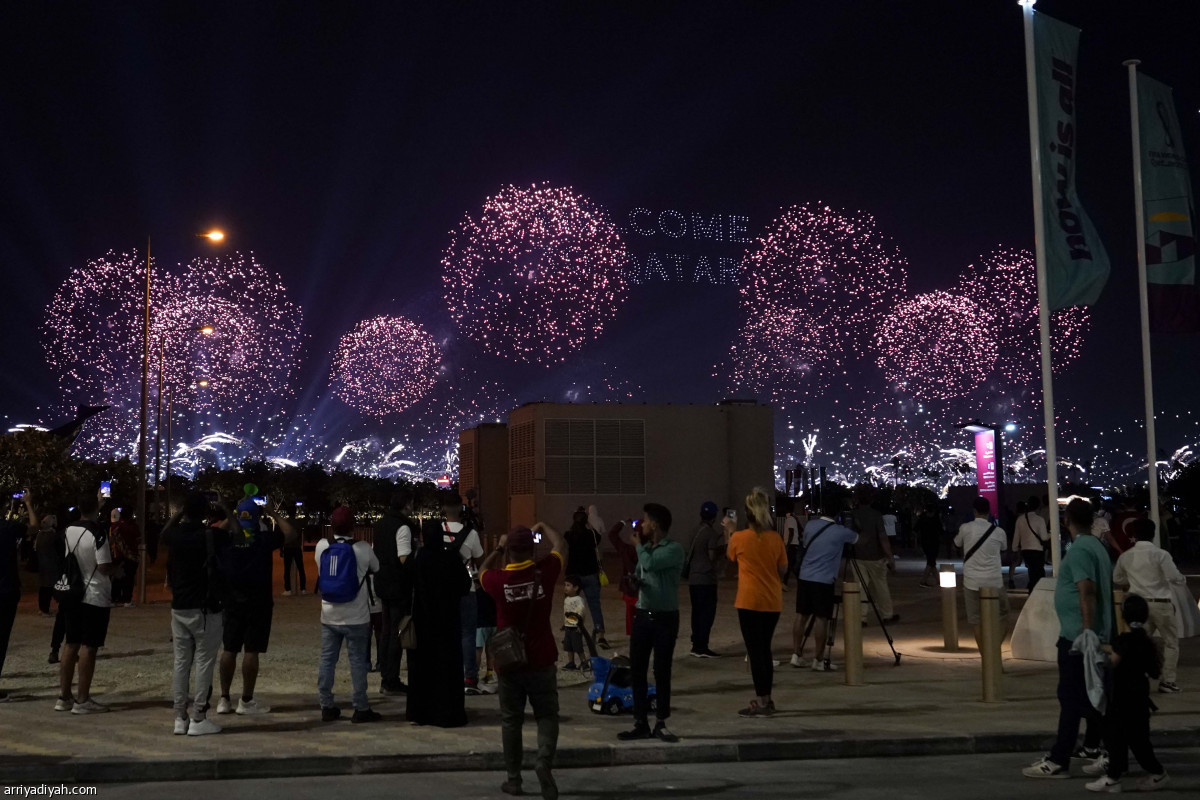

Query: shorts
<box><xmin>561</xmin><ymin>627</ymin><xmax>584</xmax><ymax>654</ymax></box>
<box><xmin>222</xmin><ymin>600</ymin><xmax>274</xmax><ymax>653</ymax></box>
<box><xmin>476</xmin><ymin>626</ymin><xmax>496</xmax><ymax>649</ymax></box>
<box><xmin>64</xmin><ymin>602</ymin><xmax>111</xmax><ymax>648</ymax></box>
<box><xmin>964</xmin><ymin>587</ymin><xmax>1010</xmax><ymax>625</ymax></box>
<box><xmin>796</xmin><ymin>579</ymin><xmax>835</xmax><ymax>618</ymax></box>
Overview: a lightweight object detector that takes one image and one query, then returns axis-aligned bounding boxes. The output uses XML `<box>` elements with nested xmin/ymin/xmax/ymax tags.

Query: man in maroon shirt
<box><xmin>480</xmin><ymin>523</ymin><xmax>567</xmax><ymax>800</ymax></box>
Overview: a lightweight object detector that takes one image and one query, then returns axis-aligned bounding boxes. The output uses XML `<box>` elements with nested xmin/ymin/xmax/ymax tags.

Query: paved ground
<box><xmin>106</xmin><ymin>749</ymin><xmax>1200</xmax><ymax>799</ymax></box>
<box><xmin>1</xmin><ymin>553</ymin><xmax>1198</xmax><ymax>784</ymax></box>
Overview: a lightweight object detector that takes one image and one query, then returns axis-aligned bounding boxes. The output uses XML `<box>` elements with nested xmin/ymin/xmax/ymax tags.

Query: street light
<box><xmin>199</xmin><ymin>230</ymin><xmax>225</xmax><ymax>242</ymax></box>
<box><xmin>136</xmin><ymin>231</ymin><xmax>224</xmax><ymax>605</ymax></box>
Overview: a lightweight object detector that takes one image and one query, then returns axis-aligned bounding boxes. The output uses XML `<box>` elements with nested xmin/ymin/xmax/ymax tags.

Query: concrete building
<box><xmin>456</xmin><ymin>423</ymin><xmax>509</xmax><ymax>548</ymax></box>
<box><xmin>460</xmin><ymin>400</ymin><xmax>773</xmax><ymax>540</ymax></box>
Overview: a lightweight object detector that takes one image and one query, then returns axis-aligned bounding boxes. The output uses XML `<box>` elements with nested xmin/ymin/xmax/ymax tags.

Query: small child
<box><xmin>476</xmin><ymin>579</ymin><xmax>497</xmax><ymax>685</ymax></box>
<box><xmin>562</xmin><ymin>575</ymin><xmax>590</xmax><ymax>670</ymax></box>
<box><xmin>1084</xmin><ymin>594</ymin><xmax>1170</xmax><ymax>792</ymax></box>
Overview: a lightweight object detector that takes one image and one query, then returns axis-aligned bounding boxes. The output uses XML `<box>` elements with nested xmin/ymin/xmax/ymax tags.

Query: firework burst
<box><xmin>330</xmin><ymin>315</ymin><xmax>441</xmax><ymax>417</ymax></box>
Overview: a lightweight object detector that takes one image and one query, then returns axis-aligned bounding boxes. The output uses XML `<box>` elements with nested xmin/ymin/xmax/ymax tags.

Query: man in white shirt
<box><xmin>953</xmin><ymin>497</ymin><xmax>1010</xmax><ymax>651</ymax></box>
<box><xmin>1012</xmin><ymin>500</ymin><xmax>1050</xmax><ymax>591</ymax></box>
<box><xmin>58</xmin><ymin>491</ymin><xmax>113</xmax><ymax>715</ymax></box>
<box><xmin>315</xmin><ymin>506</ymin><xmax>381</xmax><ymax>723</ymax></box>
<box><xmin>436</xmin><ymin>495</ymin><xmax>484</xmax><ymax>694</ymax></box>
<box><xmin>374</xmin><ymin>490</ymin><xmax>415</xmax><ymax>695</ymax></box>
<box><xmin>782</xmin><ymin>513</ymin><xmax>800</xmax><ymax>588</ymax></box>
<box><xmin>1113</xmin><ymin>519</ymin><xmax>1187</xmax><ymax>693</ymax></box>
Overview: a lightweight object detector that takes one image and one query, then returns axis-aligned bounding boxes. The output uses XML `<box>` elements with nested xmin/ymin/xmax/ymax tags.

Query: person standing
<box><xmin>563</xmin><ymin>508</ymin><xmax>609</xmax><ymax>650</ymax></box>
<box><xmin>57</xmin><ymin>491</ymin><xmax>113</xmax><ymax>714</ymax></box>
<box><xmin>618</xmin><ymin>504</ymin><xmax>683</xmax><ymax>743</ymax></box>
<box><xmin>29</xmin><ymin>493</ymin><xmax>65</xmax><ymax>663</ymax></box>
<box><xmin>216</xmin><ymin>496</ymin><xmax>283</xmax><ymax>716</ymax></box>
<box><xmin>1012</xmin><ymin>499</ymin><xmax>1050</xmax><ymax>592</ymax></box>
<box><xmin>953</xmin><ymin>497</ymin><xmax>1010</xmax><ymax>651</ymax></box>
<box><xmin>850</xmin><ymin>491</ymin><xmax>898</xmax><ymax>624</ymax></box>
<box><xmin>161</xmin><ymin>493</ymin><xmax>228</xmax><ymax>735</ymax></box>
<box><xmin>1024</xmin><ymin>497</ymin><xmax>1113</xmax><ymax>779</ymax></box>
<box><xmin>686</xmin><ymin>501</ymin><xmax>722</xmax><ymax>658</ymax></box>
<box><xmin>1112</xmin><ymin>519</ymin><xmax>1186</xmax><ymax>694</ymax></box>
<box><xmin>108</xmin><ymin>508</ymin><xmax>140</xmax><ymax>607</ymax></box>
<box><xmin>790</xmin><ymin>500</ymin><xmax>858</xmax><ymax>671</ymax></box>
<box><xmin>0</xmin><ymin>512</ymin><xmax>24</xmax><ymax>700</ymax></box>
<box><xmin>916</xmin><ymin>505</ymin><xmax>942</xmax><ymax>588</ymax></box>
<box><xmin>279</xmin><ymin>514</ymin><xmax>307</xmax><ymax>596</ymax></box>
<box><xmin>727</xmin><ymin>487</ymin><xmax>787</xmax><ymax>717</ymax></box>
<box><xmin>782</xmin><ymin>511</ymin><xmax>801</xmax><ymax>588</ymax></box>
<box><xmin>433</xmin><ymin>494</ymin><xmax>485</xmax><ymax>695</ymax></box>
<box><xmin>373</xmin><ymin>490</ymin><xmax>415</xmax><ymax>695</ymax></box>
<box><xmin>406</xmin><ymin>511</ymin><xmax>471</xmax><ymax>727</ymax></box>
<box><xmin>314</xmin><ymin>506</ymin><xmax>381</xmax><ymax>723</ymax></box>
<box><xmin>480</xmin><ymin>524</ymin><xmax>566</xmax><ymax>799</ymax></box>
<box><xmin>607</xmin><ymin>520</ymin><xmax>638</xmax><ymax>636</ymax></box>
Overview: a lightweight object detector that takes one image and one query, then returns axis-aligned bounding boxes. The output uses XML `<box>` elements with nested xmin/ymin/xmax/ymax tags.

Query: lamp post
<box><xmin>136</xmin><ymin>230</ymin><xmax>224</xmax><ymax>605</ymax></box>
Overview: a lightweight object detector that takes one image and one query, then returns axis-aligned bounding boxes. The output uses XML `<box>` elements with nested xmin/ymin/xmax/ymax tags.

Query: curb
<box><xmin>3</xmin><ymin>727</ymin><xmax>1199</xmax><ymax>784</ymax></box>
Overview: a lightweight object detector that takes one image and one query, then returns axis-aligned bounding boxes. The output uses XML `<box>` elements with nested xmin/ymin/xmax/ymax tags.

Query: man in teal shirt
<box><xmin>1025</xmin><ymin>498</ymin><xmax>1112</xmax><ymax>779</ymax></box>
<box><xmin>618</xmin><ymin>503</ymin><xmax>683</xmax><ymax>744</ymax></box>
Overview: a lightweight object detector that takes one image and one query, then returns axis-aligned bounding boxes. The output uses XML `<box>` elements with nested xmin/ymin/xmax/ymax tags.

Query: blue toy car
<box><xmin>587</xmin><ymin>655</ymin><xmax>656</xmax><ymax>715</ymax></box>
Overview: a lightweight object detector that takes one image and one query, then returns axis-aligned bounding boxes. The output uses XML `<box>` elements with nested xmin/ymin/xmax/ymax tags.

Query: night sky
<box><xmin>2</xmin><ymin>1</ymin><xmax>1198</xmax><ymax>480</ymax></box>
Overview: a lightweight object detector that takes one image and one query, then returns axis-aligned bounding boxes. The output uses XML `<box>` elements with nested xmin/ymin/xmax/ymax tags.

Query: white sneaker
<box><xmin>1136</xmin><ymin>773</ymin><xmax>1169</xmax><ymax>792</ymax></box>
<box><xmin>1082</xmin><ymin>756</ymin><xmax>1110</xmax><ymax>776</ymax></box>
<box><xmin>812</xmin><ymin>659</ymin><xmax>838</xmax><ymax>672</ymax></box>
<box><xmin>790</xmin><ymin>654</ymin><xmax>812</xmax><ymax>668</ymax></box>
<box><xmin>71</xmin><ymin>698</ymin><xmax>111</xmax><ymax>714</ymax></box>
<box><xmin>1084</xmin><ymin>776</ymin><xmax>1122</xmax><ymax>793</ymax></box>
<box><xmin>1022</xmin><ymin>758</ymin><xmax>1069</xmax><ymax>779</ymax></box>
<box><xmin>216</xmin><ymin>696</ymin><xmax>234</xmax><ymax>714</ymax></box>
<box><xmin>187</xmin><ymin>718</ymin><xmax>222</xmax><ymax>736</ymax></box>
<box><xmin>282</xmin><ymin>590</ymin><xmax>292</xmax><ymax>596</ymax></box>
<box><xmin>174</xmin><ymin>717</ymin><xmax>189</xmax><ymax>735</ymax></box>
<box><xmin>236</xmin><ymin>698</ymin><xmax>270</xmax><ymax>715</ymax></box>
<box><xmin>300</xmin><ymin>589</ymin><xmax>308</xmax><ymax>595</ymax></box>
<box><xmin>54</xmin><ymin>695</ymin><xmax>75</xmax><ymax>712</ymax></box>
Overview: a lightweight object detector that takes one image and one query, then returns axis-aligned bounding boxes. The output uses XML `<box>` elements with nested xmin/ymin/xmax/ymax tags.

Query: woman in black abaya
<box><xmin>405</xmin><ymin>519</ymin><xmax>471</xmax><ymax>727</ymax></box>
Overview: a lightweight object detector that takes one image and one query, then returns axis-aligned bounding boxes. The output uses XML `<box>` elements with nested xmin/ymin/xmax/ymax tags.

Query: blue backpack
<box><xmin>318</xmin><ymin>540</ymin><xmax>364</xmax><ymax>603</ymax></box>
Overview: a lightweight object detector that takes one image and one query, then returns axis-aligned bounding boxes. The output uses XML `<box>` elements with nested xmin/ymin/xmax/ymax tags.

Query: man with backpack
<box><xmin>435</xmin><ymin>493</ymin><xmax>484</xmax><ymax>694</ymax></box>
<box><xmin>373</xmin><ymin>489</ymin><xmax>416</xmax><ymax>695</ymax></box>
<box><xmin>56</xmin><ymin>490</ymin><xmax>113</xmax><ymax>714</ymax></box>
<box><xmin>315</xmin><ymin>505</ymin><xmax>381</xmax><ymax>723</ymax></box>
<box><xmin>954</xmin><ymin>497</ymin><xmax>1009</xmax><ymax>652</ymax></box>
<box><xmin>215</xmin><ymin>492</ymin><xmax>283</xmax><ymax>717</ymax></box>
<box><xmin>162</xmin><ymin>493</ymin><xmax>229</xmax><ymax>735</ymax></box>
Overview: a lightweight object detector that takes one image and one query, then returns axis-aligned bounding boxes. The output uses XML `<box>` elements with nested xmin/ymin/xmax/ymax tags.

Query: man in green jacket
<box><xmin>618</xmin><ymin>503</ymin><xmax>683</xmax><ymax>744</ymax></box>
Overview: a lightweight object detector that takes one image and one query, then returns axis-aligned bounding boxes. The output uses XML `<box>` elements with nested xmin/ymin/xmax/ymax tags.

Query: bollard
<box><xmin>979</xmin><ymin>586</ymin><xmax>1004</xmax><ymax>702</ymax></box>
<box><xmin>843</xmin><ymin>581</ymin><xmax>864</xmax><ymax>685</ymax></box>
<box><xmin>1113</xmin><ymin>589</ymin><xmax>1129</xmax><ymax>635</ymax></box>
<box><xmin>940</xmin><ymin>564</ymin><xmax>959</xmax><ymax>652</ymax></box>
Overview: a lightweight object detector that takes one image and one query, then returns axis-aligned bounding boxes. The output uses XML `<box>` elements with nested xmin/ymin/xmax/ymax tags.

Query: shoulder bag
<box><xmin>963</xmin><ymin>524</ymin><xmax>998</xmax><ymax>566</ymax></box>
<box><xmin>488</xmin><ymin>566</ymin><xmax>540</xmax><ymax>674</ymax></box>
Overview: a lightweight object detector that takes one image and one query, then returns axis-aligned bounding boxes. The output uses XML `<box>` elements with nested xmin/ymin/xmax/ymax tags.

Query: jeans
<box><xmin>629</xmin><ymin>609</ymin><xmax>679</xmax><ymax>724</ymax></box>
<box><xmin>171</xmin><ymin>609</ymin><xmax>223</xmax><ymax>719</ymax></box>
<box><xmin>460</xmin><ymin>593</ymin><xmax>478</xmax><ymax>683</ymax></box>
<box><xmin>579</xmin><ymin>573</ymin><xmax>605</xmax><ymax>634</ymax></box>
<box><xmin>498</xmin><ymin>666</ymin><xmax>559</xmax><ymax>781</ymax></box>
<box><xmin>737</xmin><ymin>609</ymin><xmax>780</xmax><ymax>697</ymax></box>
<box><xmin>1049</xmin><ymin>637</ymin><xmax>1104</xmax><ymax>766</ymax></box>
<box><xmin>0</xmin><ymin>596</ymin><xmax>17</xmax><ymax>678</ymax></box>
<box><xmin>318</xmin><ymin>622</ymin><xmax>371</xmax><ymax>710</ymax></box>
<box><xmin>689</xmin><ymin>584</ymin><xmax>718</xmax><ymax>652</ymax></box>
<box><xmin>854</xmin><ymin>559</ymin><xmax>894</xmax><ymax>618</ymax></box>
<box><xmin>282</xmin><ymin>547</ymin><xmax>307</xmax><ymax>592</ymax></box>
<box><xmin>379</xmin><ymin>600</ymin><xmax>407</xmax><ymax>686</ymax></box>
<box><xmin>1022</xmin><ymin>550</ymin><xmax>1045</xmax><ymax>591</ymax></box>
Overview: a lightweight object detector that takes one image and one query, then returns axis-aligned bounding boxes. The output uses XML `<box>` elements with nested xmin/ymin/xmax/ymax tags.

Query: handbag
<box><xmin>488</xmin><ymin>566</ymin><xmax>540</xmax><ymax>674</ymax></box>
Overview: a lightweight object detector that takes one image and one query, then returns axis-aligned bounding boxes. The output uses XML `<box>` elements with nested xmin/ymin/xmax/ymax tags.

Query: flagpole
<box><xmin>1124</xmin><ymin>59</ymin><xmax>1162</xmax><ymax>542</ymax></box>
<box><xmin>1020</xmin><ymin>0</ymin><xmax>1061</xmax><ymax>575</ymax></box>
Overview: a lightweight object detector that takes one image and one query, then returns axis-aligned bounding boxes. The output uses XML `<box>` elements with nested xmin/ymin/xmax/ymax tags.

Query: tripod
<box><xmin>798</xmin><ymin>546</ymin><xmax>901</xmax><ymax>669</ymax></box>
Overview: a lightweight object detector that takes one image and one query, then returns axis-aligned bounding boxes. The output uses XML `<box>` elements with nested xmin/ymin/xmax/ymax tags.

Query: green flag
<box><xmin>1033</xmin><ymin>12</ymin><xmax>1110</xmax><ymax>309</ymax></box>
<box><xmin>1137</xmin><ymin>72</ymin><xmax>1199</xmax><ymax>333</ymax></box>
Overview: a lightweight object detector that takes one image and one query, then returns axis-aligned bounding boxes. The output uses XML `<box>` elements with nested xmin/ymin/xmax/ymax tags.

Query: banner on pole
<box><xmin>1137</xmin><ymin>73</ymin><xmax>1199</xmax><ymax>334</ymax></box>
<box><xmin>1033</xmin><ymin>12</ymin><xmax>1111</xmax><ymax>309</ymax></box>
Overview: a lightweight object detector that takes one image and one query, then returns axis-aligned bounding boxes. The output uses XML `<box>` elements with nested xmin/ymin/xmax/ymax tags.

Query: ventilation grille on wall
<box><xmin>544</xmin><ymin>418</ymin><xmax>645</xmax><ymax>495</ymax></box>
<box><xmin>509</xmin><ymin>422</ymin><xmax>536</xmax><ymax>495</ymax></box>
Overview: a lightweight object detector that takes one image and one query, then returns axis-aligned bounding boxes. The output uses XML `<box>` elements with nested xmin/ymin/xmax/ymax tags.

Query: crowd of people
<box><xmin>0</xmin><ymin>478</ymin><xmax>1192</xmax><ymax>798</ymax></box>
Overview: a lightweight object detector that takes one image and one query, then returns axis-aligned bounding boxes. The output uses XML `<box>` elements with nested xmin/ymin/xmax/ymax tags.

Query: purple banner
<box><xmin>975</xmin><ymin>428</ymin><xmax>999</xmax><ymax>517</ymax></box>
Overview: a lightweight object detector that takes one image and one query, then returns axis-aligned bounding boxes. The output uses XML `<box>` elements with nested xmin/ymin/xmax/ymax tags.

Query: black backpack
<box><xmin>52</xmin><ymin>521</ymin><xmax>103</xmax><ymax>605</ymax></box>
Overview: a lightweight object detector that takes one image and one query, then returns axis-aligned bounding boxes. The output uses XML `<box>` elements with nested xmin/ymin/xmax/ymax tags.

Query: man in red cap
<box><xmin>480</xmin><ymin>522</ymin><xmax>567</xmax><ymax>800</ymax></box>
<box><xmin>314</xmin><ymin>505</ymin><xmax>381</xmax><ymax>723</ymax></box>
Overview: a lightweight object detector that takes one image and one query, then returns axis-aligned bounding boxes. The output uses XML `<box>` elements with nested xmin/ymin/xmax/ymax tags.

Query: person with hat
<box><xmin>314</xmin><ymin>505</ymin><xmax>381</xmax><ymax>723</ymax></box>
<box><xmin>480</xmin><ymin>522</ymin><xmax>567</xmax><ymax>799</ymax></box>
<box><xmin>686</xmin><ymin>501</ymin><xmax>722</xmax><ymax>658</ymax></box>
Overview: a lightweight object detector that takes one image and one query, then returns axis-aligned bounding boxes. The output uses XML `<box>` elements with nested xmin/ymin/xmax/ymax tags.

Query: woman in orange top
<box><xmin>726</xmin><ymin>486</ymin><xmax>788</xmax><ymax>717</ymax></box>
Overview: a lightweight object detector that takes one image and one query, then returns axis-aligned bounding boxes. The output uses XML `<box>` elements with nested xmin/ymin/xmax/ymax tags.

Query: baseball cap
<box><xmin>507</xmin><ymin>526</ymin><xmax>535</xmax><ymax>549</ymax></box>
<box><xmin>701</xmin><ymin>501</ymin><xmax>719</xmax><ymax>518</ymax></box>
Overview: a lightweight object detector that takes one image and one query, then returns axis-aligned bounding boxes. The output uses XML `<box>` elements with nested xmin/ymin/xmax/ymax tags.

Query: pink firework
<box><xmin>441</xmin><ymin>183</ymin><xmax>631</xmax><ymax>365</ymax></box>
<box><xmin>874</xmin><ymin>291</ymin><xmax>998</xmax><ymax>401</ymax></box>
<box><xmin>955</xmin><ymin>248</ymin><xmax>1090</xmax><ymax>381</ymax></box>
<box><xmin>330</xmin><ymin>315</ymin><xmax>441</xmax><ymax>417</ymax></box>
